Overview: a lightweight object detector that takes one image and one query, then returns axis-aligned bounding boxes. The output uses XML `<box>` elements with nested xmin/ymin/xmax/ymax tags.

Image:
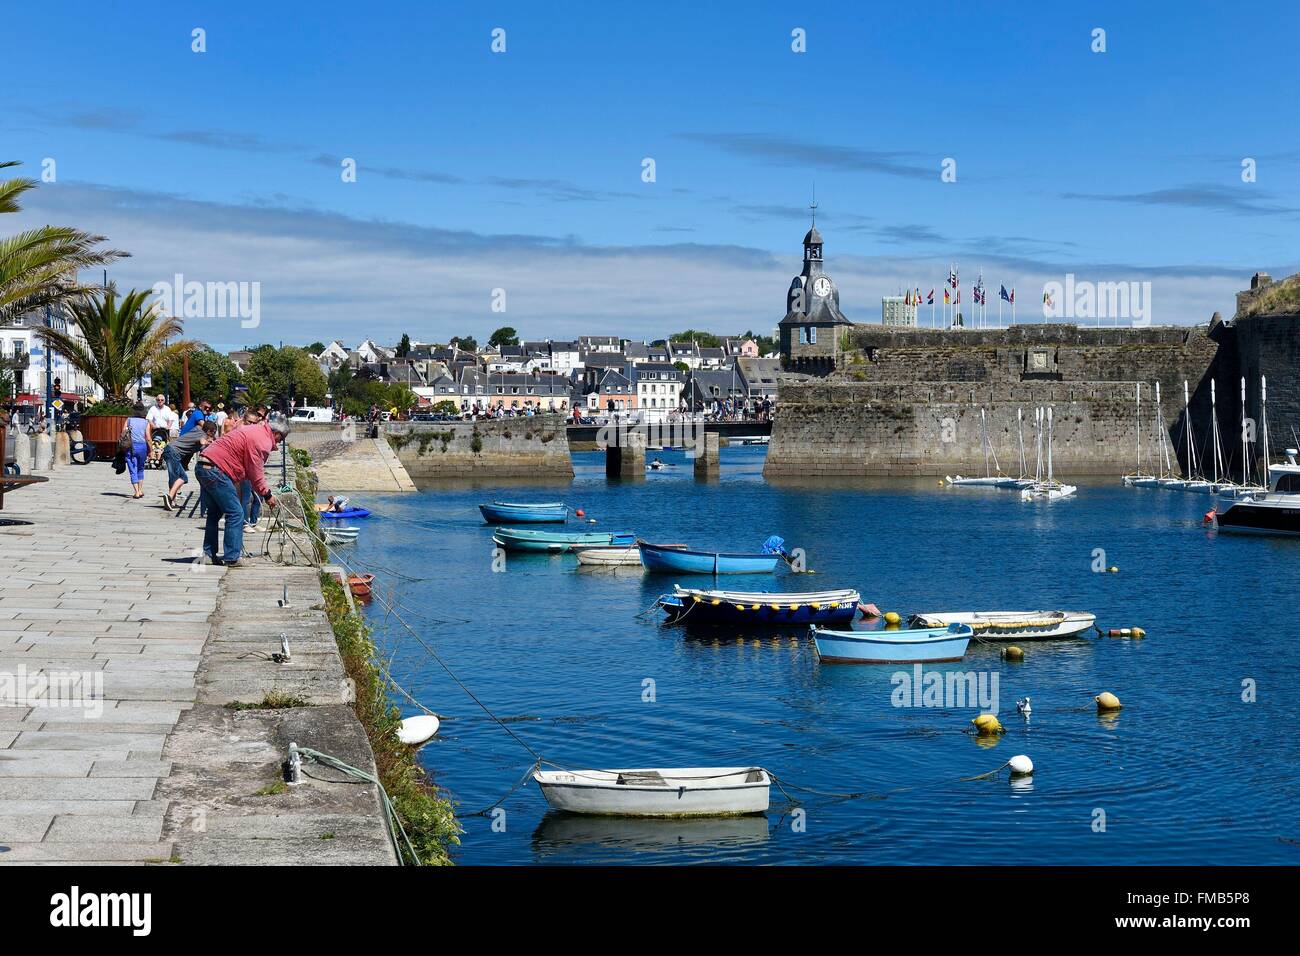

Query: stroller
<box><xmin>147</xmin><ymin>431</ymin><xmax>168</xmax><ymax>469</ymax></box>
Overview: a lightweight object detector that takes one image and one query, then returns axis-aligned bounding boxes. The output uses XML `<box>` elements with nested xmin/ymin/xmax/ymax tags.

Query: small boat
<box><xmin>811</xmin><ymin>622</ymin><xmax>972</xmax><ymax>664</ymax></box>
<box><xmin>492</xmin><ymin>527</ymin><xmax>636</xmax><ymax>553</ymax></box>
<box><xmin>533</xmin><ymin>767</ymin><xmax>771</xmax><ymax>817</ymax></box>
<box><xmin>1020</xmin><ymin>480</ymin><xmax>1077</xmax><ymax>501</ymax></box>
<box><xmin>322</xmin><ymin>525</ymin><xmax>360</xmax><ymax>542</ymax></box>
<box><xmin>1021</xmin><ymin>406</ymin><xmax>1076</xmax><ymax>500</ymax></box>
<box><xmin>946</xmin><ymin>409</ymin><xmax>1010</xmax><ymax>487</ymax></box>
<box><xmin>397</xmin><ymin>714</ymin><xmax>440</xmax><ymax>746</ymax></box>
<box><xmin>649</xmin><ymin>459</ymin><xmax>665</xmax><ymax>471</ymax></box>
<box><xmin>320</xmin><ymin>507</ymin><xmax>371</xmax><ymax>520</ymax></box>
<box><xmin>479</xmin><ymin>501</ymin><xmax>568</xmax><ymax>524</ymax></box>
<box><xmin>575</xmin><ymin>545</ymin><xmax>644</xmax><ymax>566</ymax></box>
<box><xmin>347</xmin><ymin>573</ymin><xmax>374</xmax><ymax>597</ymax></box>
<box><xmin>659</xmin><ymin>585</ymin><xmax>860</xmax><ymax>626</ymax></box>
<box><xmin>909</xmin><ymin>610</ymin><xmax>1096</xmax><ymax>640</ymax></box>
<box><xmin>638</xmin><ymin>540</ymin><xmax>783</xmax><ymax>575</ymax></box>
<box><xmin>737</xmin><ymin>436</ymin><xmax>769</xmax><ymax>446</ymax></box>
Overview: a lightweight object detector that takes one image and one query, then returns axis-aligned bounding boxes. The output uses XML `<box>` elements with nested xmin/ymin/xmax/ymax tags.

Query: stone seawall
<box><xmin>765</xmin><ymin>381</ymin><xmax>1162</xmax><ymax>477</ymax></box>
<box><xmin>768</xmin><ymin>320</ymin><xmax>1300</xmax><ymax>478</ymax></box>
<box><xmin>386</xmin><ymin>417</ymin><xmax>573</xmax><ymax>479</ymax></box>
<box><xmin>287</xmin><ymin>424</ymin><xmax>417</xmax><ymax>492</ymax></box>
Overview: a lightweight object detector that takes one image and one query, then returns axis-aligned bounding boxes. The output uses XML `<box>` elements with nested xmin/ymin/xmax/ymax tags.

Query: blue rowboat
<box><xmin>478</xmin><ymin>501</ymin><xmax>568</xmax><ymax>524</ymax></box>
<box><xmin>638</xmin><ymin>541</ymin><xmax>781</xmax><ymax>575</ymax></box>
<box><xmin>492</xmin><ymin>527</ymin><xmax>637</xmax><ymax>553</ymax></box>
<box><xmin>320</xmin><ymin>507</ymin><xmax>371</xmax><ymax>520</ymax></box>
<box><xmin>660</xmin><ymin>586</ymin><xmax>860</xmax><ymax>626</ymax></box>
<box><xmin>810</xmin><ymin>623</ymin><xmax>973</xmax><ymax>664</ymax></box>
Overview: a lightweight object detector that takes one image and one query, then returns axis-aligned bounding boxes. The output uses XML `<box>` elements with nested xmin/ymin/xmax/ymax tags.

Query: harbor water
<box><xmin>347</xmin><ymin>446</ymin><xmax>1300</xmax><ymax>864</ymax></box>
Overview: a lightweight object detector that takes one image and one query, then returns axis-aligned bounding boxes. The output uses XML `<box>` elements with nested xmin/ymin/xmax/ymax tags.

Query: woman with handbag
<box><xmin>122</xmin><ymin>403</ymin><xmax>151</xmax><ymax>498</ymax></box>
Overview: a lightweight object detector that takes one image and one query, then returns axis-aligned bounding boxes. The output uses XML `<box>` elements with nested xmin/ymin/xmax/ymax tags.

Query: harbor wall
<box><xmin>288</xmin><ymin>423</ymin><xmax>417</xmax><ymax>492</ymax></box>
<box><xmin>765</xmin><ymin>322</ymin><xmax>1289</xmax><ymax>477</ymax></box>
<box><xmin>385</xmin><ymin>417</ymin><xmax>574</xmax><ymax>479</ymax></box>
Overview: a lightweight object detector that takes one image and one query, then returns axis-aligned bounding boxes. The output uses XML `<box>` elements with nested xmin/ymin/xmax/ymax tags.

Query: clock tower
<box><xmin>779</xmin><ymin>205</ymin><xmax>853</xmax><ymax>374</ymax></box>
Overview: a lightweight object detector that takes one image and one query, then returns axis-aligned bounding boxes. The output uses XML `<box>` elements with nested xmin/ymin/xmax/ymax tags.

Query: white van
<box><xmin>290</xmin><ymin>406</ymin><xmax>334</xmax><ymax>423</ymax></box>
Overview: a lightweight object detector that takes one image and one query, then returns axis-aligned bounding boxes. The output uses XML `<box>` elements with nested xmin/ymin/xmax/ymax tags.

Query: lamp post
<box><xmin>43</xmin><ymin>305</ymin><xmax>56</xmax><ymax>433</ymax></box>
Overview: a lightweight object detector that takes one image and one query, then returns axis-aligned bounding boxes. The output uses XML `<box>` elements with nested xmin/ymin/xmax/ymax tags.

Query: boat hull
<box><xmin>1214</xmin><ymin>499</ymin><xmax>1300</xmax><ymax>536</ymax></box>
<box><xmin>533</xmin><ymin>767</ymin><xmax>771</xmax><ymax>817</ymax></box>
<box><xmin>479</xmin><ymin>502</ymin><xmax>567</xmax><ymax>524</ymax></box>
<box><xmin>492</xmin><ymin>528</ymin><xmax>635</xmax><ymax>553</ymax></box>
<box><xmin>909</xmin><ymin>610</ymin><xmax>1095</xmax><ymax>640</ymax></box>
<box><xmin>638</xmin><ymin>541</ymin><xmax>780</xmax><ymax>575</ymax></box>
<box><xmin>320</xmin><ymin>508</ymin><xmax>371</xmax><ymax>520</ymax></box>
<box><xmin>661</xmin><ymin>588</ymin><xmax>860</xmax><ymax>626</ymax></box>
<box><xmin>812</xmin><ymin>624</ymin><xmax>972</xmax><ymax>664</ymax></box>
<box><xmin>575</xmin><ymin>546</ymin><xmax>643</xmax><ymax>566</ymax></box>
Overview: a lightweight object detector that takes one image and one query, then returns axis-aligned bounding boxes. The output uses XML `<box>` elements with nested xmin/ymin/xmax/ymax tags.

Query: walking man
<box><xmin>194</xmin><ymin>412</ymin><xmax>289</xmax><ymax>566</ymax></box>
<box><xmin>161</xmin><ymin>419</ymin><xmax>216</xmax><ymax>510</ymax></box>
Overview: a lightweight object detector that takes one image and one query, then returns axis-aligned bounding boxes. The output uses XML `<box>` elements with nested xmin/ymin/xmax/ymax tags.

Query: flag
<box><xmin>1010</xmin><ymin>288</ymin><xmax>1015</xmax><ymax>304</ymax></box>
<box><xmin>949</xmin><ymin>269</ymin><xmax>957</xmax><ymax>288</ymax></box>
<box><xmin>1042</xmin><ymin>291</ymin><xmax>1053</xmax><ymax>308</ymax></box>
<box><xmin>905</xmin><ymin>290</ymin><xmax>912</xmax><ymax>305</ymax></box>
<box><xmin>916</xmin><ymin>287</ymin><xmax>922</xmax><ymax>305</ymax></box>
<box><xmin>926</xmin><ymin>289</ymin><xmax>935</xmax><ymax>304</ymax></box>
<box><xmin>1000</xmin><ymin>284</ymin><xmax>1010</xmax><ymax>302</ymax></box>
<box><xmin>943</xmin><ymin>288</ymin><xmax>951</xmax><ymax>304</ymax></box>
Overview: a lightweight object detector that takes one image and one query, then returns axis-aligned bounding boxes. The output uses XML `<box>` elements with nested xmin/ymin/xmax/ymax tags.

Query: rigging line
<box><xmin>298</xmin><ymin>515</ymin><xmax>544</xmax><ymax>763</ymax></box>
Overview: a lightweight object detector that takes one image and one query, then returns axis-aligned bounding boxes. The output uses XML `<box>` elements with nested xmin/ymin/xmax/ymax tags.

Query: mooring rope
<box><xmin>293</xmin><ymin>745</ymin><xmax>421</xmax><ymax>865</ymax></box>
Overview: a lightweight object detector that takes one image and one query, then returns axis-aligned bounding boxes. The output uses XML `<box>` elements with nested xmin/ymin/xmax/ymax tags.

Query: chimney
<box><xmin>1251</xmin><ymin>272</ymin><xmax>1272</xmax><ymax>290</ymax></box>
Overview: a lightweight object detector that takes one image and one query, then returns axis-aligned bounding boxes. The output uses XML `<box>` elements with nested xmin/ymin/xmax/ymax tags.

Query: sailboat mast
<box><xmin>1261</xmin><ymin>375</ymin><xmax>1270</xmax><ymax>479</ymax></box>
<box><xmin>1135</xmin><ymin>383</ymin><xmax>1142</xmax><ymax>473</ymax></box>
<box><xmin>1210</xmin><ymin>378</ymin><xmax>1221</xmax><ymax>484</ymax></box>
<box><xmin>1240</xmin><ymin>376</ymin><xmax>1248</xmax><ymax>487</ymax></box>
<box><xmin>1047</xmin><ymin>406</ymin><xmax>1055</xmax><ymax>483</ymax></box>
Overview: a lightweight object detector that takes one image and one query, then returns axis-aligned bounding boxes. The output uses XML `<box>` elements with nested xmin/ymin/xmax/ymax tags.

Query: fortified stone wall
<box><xmin>765</xmin><ymin>322</ymin><xmax>1298</xmax><ymax>477</ymax></box>
<box><xmin>385</xmin><ymin>417</ymin><xmax>573</xmax><ymax>479</ymax></box>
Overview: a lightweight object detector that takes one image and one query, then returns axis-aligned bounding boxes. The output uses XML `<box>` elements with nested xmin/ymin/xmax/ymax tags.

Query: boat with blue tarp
<box><xmin>638</xmin><ymin>536</ymin><xmax>788</xmax><ymax>575</ymax></box>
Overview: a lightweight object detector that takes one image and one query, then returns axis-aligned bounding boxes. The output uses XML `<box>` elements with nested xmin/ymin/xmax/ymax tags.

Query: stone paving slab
<box><xmin>1</xmin><ymin>459</ymin><xmax>396</xmax><ymax>865</ymax></box>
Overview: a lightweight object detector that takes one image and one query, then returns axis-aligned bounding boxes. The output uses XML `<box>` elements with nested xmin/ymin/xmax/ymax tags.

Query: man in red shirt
<box><xmin>193</xmin><ymin>413</ymin><xmax>289</xmax><ymax>566</ymax></box>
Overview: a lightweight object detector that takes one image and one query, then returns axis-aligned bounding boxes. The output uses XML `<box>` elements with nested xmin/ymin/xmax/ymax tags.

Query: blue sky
<box><xmin>6</xmin><ymin>0</ymin><xmax>1299</xmax><ymax>349</ymax></box>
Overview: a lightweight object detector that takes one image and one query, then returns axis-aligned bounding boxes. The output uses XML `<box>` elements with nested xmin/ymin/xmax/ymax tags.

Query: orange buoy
<box><xmin>575</xmin><ymin>509</ymin><xmax>585</xmax><ymax>518</ymax></box>
<box><xmin>1203</xmin><ymin>508</ymin><xmax>1216</xmax><ymax>524</ymax></box>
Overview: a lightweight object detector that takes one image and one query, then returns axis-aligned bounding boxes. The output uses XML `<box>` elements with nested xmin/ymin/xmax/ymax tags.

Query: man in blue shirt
<box><xmin>180</xmin><ymin>399</ymin><xmax>212</xmax><ymax>436</ymax></box>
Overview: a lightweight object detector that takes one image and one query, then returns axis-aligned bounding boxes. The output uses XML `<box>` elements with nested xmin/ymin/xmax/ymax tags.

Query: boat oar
<box><xmin>779</xmin><ymin>550</ymin><xmax>815</xmax><ymax>574</ymax></box>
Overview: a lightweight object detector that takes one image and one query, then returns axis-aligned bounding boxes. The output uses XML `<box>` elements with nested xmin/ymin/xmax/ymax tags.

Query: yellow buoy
<box><xmin>883</xmin><ymin>611</ymin><xmax>901</xmax><ymax>625</ymax></box>
<box><xmin>1131</xmin><ymin>627</ymin><xmax>1145</xmax><ymax>638</ymax></box>
<box><xmin>1095</xmin><ymin>691</ymin><xmax>1122</xmax><ymax>712</ymax></box>
<box><xmin>1002</xmin><ymin>645</ymin><xmax>1025</xmax><ymax>662</ymax></box>
<box><xmin>972</xmin><ymin>713</ymin><xmax>1004</xmax><ymax>736</ymax></box>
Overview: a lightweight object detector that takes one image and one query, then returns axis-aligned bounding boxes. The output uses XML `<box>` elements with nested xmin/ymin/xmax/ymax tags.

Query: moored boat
<box><xmin>638</xmin><ymin>540</ymin><xmax>783</xmax><ymax>575</ymax></box>
<box><xmin>492</xmin><ymin>527</ymin><xmax>636</xmax><ymax>553</ymax></box>
<box><xmin>478</xmin><ymin>501</ymin><xmax>568</xmax><ymax>524</ymax></box>
<box><xmin>1211</xmin><ymin>448</ymin><xmax>1300</xmax><ymax>536</ymax></box>
<box><xmin>811</xmin><ymin>622</ymin><xmax>972</xmax><ymax>664</ymax></box>
<box><xmin>908</xmin><ymin>610</ymin><xmax>1096</xmax><ymax>640</ymax></box>
<box><xmin>533</xmin><ymin>767</ymin><xmax>771</xmax><ymax>817</ymax></box>
<box><xmin>659</xmin><ymin>585</ymin><xmax>860</xmax><ymax>626</ymax></box>
<box><xmin>321</xmin><ymin>507</ymin><xmax>371</xmax><ymax>520</ymax></box>
<box><xmin>322</xmin><ymin>525</ymin><xmax>360</xmax><ymax>542</ymax></box>
<box><xmin>347</xmin><ymin>573</ymin><xmax>374</xmax><ymax>597</ymax></box>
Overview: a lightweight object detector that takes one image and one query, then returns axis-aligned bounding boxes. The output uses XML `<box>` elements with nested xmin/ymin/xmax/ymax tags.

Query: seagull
<box><xmin>1016</xmin><ymin>697</ymin><xmax>1032</xmax><ymax>717</ymax></box>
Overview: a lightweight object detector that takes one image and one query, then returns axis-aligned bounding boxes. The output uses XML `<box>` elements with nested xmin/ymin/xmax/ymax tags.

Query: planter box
<box><xmin>80</xmin><ymin>414</ymin><xmax>128</xmax><ymax>461</ymax></box>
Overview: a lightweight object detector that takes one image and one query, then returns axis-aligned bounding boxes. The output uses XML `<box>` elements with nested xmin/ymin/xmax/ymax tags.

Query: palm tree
<box><xmin>37</xmin><ymin>285</ymin><xmax>192</xmax><ymax>403</ymax></box>
<box><xmin>0</xmin><ymin>161</ymin><xmax>126</xmax><ymax>321</ymax></box>
<box><xmin>241</xmin><ymin>379</ymin><xmax>269</xmax><ymax>407</ymax></box>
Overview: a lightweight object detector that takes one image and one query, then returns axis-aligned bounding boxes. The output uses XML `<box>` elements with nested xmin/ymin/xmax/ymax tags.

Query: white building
<box><xmin>633</xmin><ymin>363</ymin><xmax>685</xmax><ymax>423</ymax></box>
<box><xmin>881</xmin><ymin>296</ymin><xmax>918</xmax><ymax>327</ymax></box>
<box><xmin>2</xmin><ymin>311</ymin><xmax>102</xmax><ymax>403</ymax></box>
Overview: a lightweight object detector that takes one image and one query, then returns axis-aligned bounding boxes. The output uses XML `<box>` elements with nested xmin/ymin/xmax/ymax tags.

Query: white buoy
<box><xmin>1016</xmin><ymin>696</ymin><xmax>1031</xmax><ymax>717</ymax></box>
<box><xmin>397</xmin><ymin>715</ymin><xmax>440</xmax><ymax>746</ymax></box>
<box><xmin>1008</xmin><ymin>754</ymin><xmax>1034</xmax><ymax>777</ymax></box>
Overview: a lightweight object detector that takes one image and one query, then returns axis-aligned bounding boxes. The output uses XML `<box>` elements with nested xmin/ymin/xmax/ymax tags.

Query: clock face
<box><xmin>812</xmin><ymin>275</ymin><xmax>832</xmax><ymax>298</ymax></box>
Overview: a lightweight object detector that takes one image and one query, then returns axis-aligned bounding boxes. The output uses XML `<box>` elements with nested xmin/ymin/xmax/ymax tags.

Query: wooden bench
<box><xmin>0</xmin><ymin>474</ymin><xmax>48</xmax><ymax>511</ymax></box>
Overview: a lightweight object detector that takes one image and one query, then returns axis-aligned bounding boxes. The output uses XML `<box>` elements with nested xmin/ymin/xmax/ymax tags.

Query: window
<box><xmin>808</xmin><ymin>325</ymin><xmax>817</xmax><ymax>345</ymax></box>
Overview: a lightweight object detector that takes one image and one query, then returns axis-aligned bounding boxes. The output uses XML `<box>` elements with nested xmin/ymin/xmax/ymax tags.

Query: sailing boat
<box><xmin>946</xmin><ymin>408</ymin><xmax>1006</xmax><ymax>486</ymax></box>
<box><xmin>1176</xmin><ymin>379</ymin><xmax>1212</xmax><ymax>493</ymax></box>
<box><xmin>1219</xmin><ymin>375</ymin><xmax>1268</xmax><ymax>498</ymax></box>
<box><xmin>1020</xmin><ymin>406</ymin><xmax>1077</xmax><ymax>500</ymax></box>
<box><xmin>1122</xmin><ymin>383</ymin><xmax>1158</xmax><ymax>486</ymax></box>
<box><xmin>995</xmin><ymin>407</ymin><xmax>1034</xmax><ymax>489</ymax></box>
<box><xmin>1152</xmin><ymin>383</ymin><xmax>1183</xmax><ymax>488</ymax></box>
<box><xmin>1206</xmin><ymin>378</ymin><xmax>1236</xmax><ymax>495</ymax></box>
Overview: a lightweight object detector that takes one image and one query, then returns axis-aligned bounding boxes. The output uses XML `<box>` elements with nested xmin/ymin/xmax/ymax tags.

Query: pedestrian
<box><xmin>122</xmin><ymin>403</ymin><xmax>150</xmax><ymax>499</ymax></box>
<box><xmin>194</xmin><ymin>412</ymin><xmax>288</xmax><ymax>567</ymax></box>
<box><xmin>145</xmin><ymin>394</ymin><xmax>171</xmax><ymax>464</ymax></box>
<box><xmin>180</xmin><ymin>399</ymin><xmax>211</xmax><ymax>435</ymax></box>
<box><xmin>161</xmin><ymin>419</ymin><xmax>216</xmax><ymax>510</ymax></box>
<box><xmin>212</xmin><ymin>402</ymin><xmax>228</xmax><ymax>430</ymax></box>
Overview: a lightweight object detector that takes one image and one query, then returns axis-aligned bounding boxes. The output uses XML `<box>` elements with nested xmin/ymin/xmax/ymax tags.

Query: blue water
<box><xmin>343</xmin><ymin>447</ymin><xmax>1300</xmax><ymax>864</ymax></box>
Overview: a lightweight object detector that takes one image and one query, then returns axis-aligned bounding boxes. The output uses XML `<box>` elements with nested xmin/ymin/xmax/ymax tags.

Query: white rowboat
<box><xmin>575</xmin><ymin>545</ymin><xmax>643</xmax><ymax>566</ymax></box>
<box><xmin>533</xmin><ymin>767</ymin><xmax>771</xmax><ymax>817</ymax></box>
<box><xmin>909</xmin><ymin>610</ymin><xmax>1096</xmax><ymax>641</ymax></box>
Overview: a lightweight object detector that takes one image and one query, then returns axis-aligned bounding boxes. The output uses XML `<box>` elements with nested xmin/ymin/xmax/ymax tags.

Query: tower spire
<box><xmin>810</xmin><ymin>182</ymin><xmax>818</xmax><ymax>227</ymax></box>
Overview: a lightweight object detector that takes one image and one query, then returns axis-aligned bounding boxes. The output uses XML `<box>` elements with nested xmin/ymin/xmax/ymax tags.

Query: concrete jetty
<box><xmin>0</xmin><ymin>461</ymin><xmax>395</xmax><ymax>864</ymax></box>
